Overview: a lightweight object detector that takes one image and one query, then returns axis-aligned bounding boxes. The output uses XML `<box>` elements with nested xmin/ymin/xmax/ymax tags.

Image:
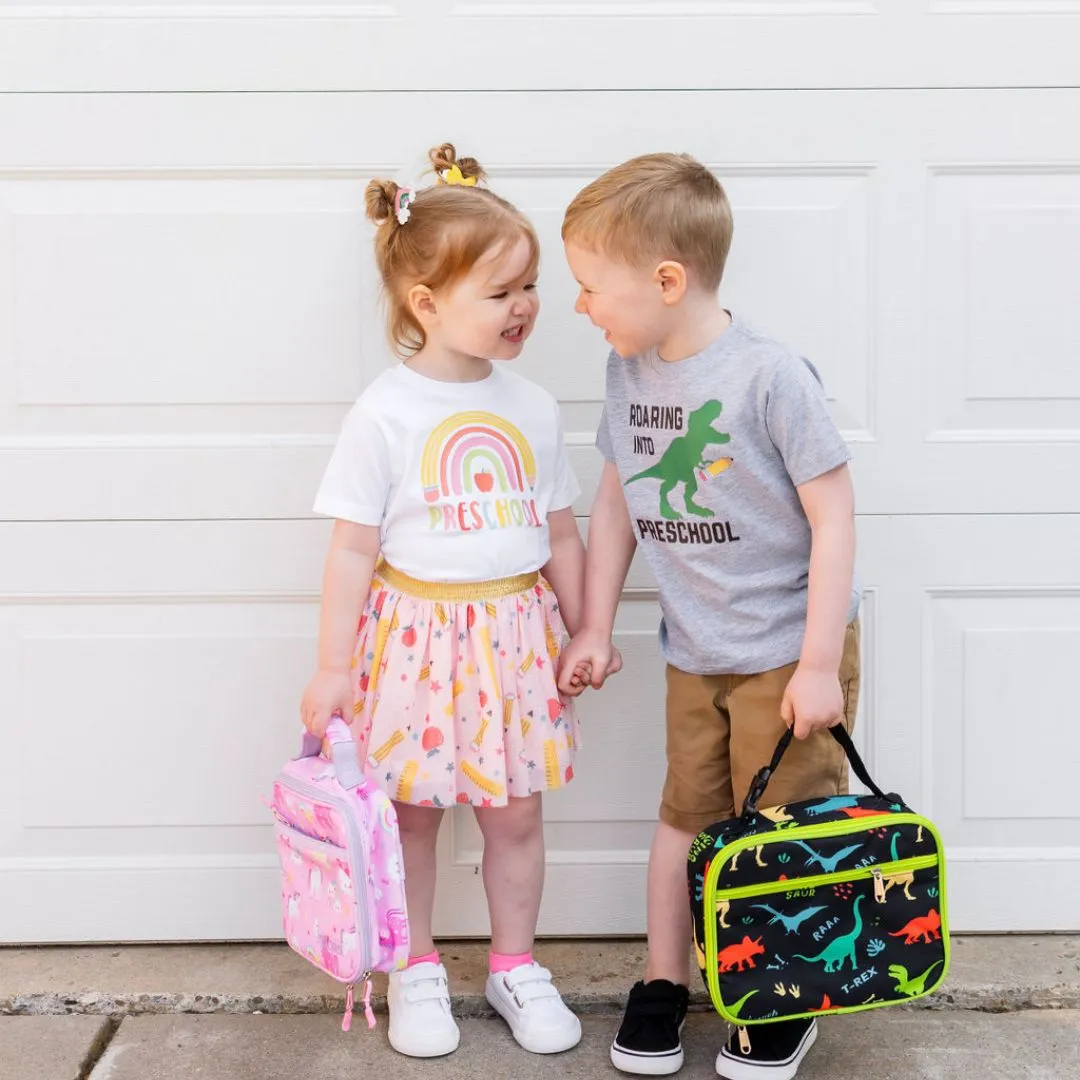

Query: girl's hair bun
<box><xmin>365</xmin><ymin>178</ymin><xmax>401</xmax><ymax>226</ymax></box>
<box><xmin>429</xmin><ymin>142</ymin><xmax>486</xmax><ymax>184</ymax></box>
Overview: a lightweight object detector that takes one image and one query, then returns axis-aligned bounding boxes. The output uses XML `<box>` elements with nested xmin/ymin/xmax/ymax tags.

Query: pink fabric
<box><xmin>408</xmin><ymin>949</ymin><xmax>441</xmax><ymax>969</ymax></box>
<box><xmin>350</xmin><ymin>575</ymin><xmax>579</xmax><ymax>808</ymax></box>
<box><xmin>489</xmin><ymin>950</ymin><xmax>534</xmax><ymax>974</ymax></box>
<box><xmin>272</xmin><ymin>758</ymin><xmax>410</xmax><ymax>987</ymax></box>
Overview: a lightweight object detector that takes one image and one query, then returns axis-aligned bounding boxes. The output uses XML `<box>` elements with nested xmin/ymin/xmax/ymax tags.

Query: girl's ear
<box><xmin>407</xmin><ymin>284</ymin><xmax>438</xmax><ymax>323</ymax></box>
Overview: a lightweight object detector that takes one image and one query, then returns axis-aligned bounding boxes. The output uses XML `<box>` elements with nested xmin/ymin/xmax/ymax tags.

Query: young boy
<box><xmin>557</xmin><ymin>153</ymin><xmax>861</xmax><ymax>1080</ymax></box>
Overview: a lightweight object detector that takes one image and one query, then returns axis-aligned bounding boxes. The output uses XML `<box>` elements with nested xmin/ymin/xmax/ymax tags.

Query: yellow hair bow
<box><xmin>440</xmin><ymin>164</ymin><xmax>477</xmax><ymax>187</ymax></box>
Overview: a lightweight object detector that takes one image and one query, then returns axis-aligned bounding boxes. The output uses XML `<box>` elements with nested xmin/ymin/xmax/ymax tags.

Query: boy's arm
<box><xmin>542</xmin><ymin>507</ymin><xmax>586</xmax><ymax>636</ymax></box>
<box><xmin>300</xmin><ymin>520</ymin><xmax>381</xmax><ymax>737</ymax></box>
<box><xmin>557</xmin><ymin>460</ymin><xmax>638</xmax><ymax>694</ymax></box>
<box><xmin>784</xmin><ymin>462</ymin><xmax>856</xmax><ymax>739</ymax></box>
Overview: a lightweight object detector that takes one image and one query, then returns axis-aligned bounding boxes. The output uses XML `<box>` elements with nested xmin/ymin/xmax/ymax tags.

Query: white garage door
<box><xmin>1</xmin><ymin>6</ymin><xmax>1078</xmax><ymax>942</ymax></box>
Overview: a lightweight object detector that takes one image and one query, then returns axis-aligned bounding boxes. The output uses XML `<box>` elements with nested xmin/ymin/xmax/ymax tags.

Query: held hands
<box><xmin>557</xmin><ymin>630</ymin><xmax>623</xmax><ymax>697</ymax></box>
<box><xmin>781</xmin><ymin>663</ymin><xmax>844</xmax><ymax>740</ymax></box>
<box><xmin>300</xmin><ymin>668</ymin><xmax>354</xmax><ymax>739</ymax></box>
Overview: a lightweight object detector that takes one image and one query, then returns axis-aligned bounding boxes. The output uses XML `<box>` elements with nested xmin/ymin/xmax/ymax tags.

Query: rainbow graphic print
<box><xmin>421</xmin><ymin>411</ymin><xmax>542</xmax><ymax>534</ymax></box>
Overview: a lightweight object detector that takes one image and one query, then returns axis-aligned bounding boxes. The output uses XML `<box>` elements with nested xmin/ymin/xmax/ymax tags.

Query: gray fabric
<box><xmin>596</xmin><ymin>314</ymin><xmax>860</xmax><ymax>674</ymax></box>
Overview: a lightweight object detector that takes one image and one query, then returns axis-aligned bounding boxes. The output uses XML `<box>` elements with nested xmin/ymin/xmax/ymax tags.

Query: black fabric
<box><xmin>612</xmin><ymin>980</ymin><xmax>690</xmax><ymax>1057</ymax></box>
<box><xmin>690</xmin><ymin>741</ymin><xmax>949</xmax><ymax>1025</ymax></box>
<box><xmin>718</xmin><ymin>1017</ymin><xmax>817</xmax><ymax>1072</ymax></box>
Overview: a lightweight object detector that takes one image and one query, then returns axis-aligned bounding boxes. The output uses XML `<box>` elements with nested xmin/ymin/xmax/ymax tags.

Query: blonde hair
<box><xmin>561</xmin><ymin>153</ymin><xmax>733</xmax><ymax>291</ymax></box>
<box><xmin>365</xmin><ymin>143</ymin><xmax>540</xmax><ymax>357</ymax></box>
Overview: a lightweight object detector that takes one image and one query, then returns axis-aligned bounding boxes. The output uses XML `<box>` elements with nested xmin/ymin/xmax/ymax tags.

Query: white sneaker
<box><xmin>387</xmin><ymin>962</ymin><xmax>460</xmax><ymax>1058</ymax></box>
<box><xmin>485</xmin><ymin>962</ymin><xmax>582</xmax><ymax>1054</ymax></box>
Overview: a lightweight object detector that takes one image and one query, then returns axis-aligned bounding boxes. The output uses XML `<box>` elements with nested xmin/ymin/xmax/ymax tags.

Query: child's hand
<box><xmin>557</xmin><ymin>631</ymin><xmax>618</xmax><ymax>696</ymax></box>
<box><xmin>608</xmin><ymin>645</ymin><xmax>624</xmax><ymax>678</ymax></box>
<box><xmin>567</xmin><ymin>661</ymin><xmax>592</xmax><ymax>693</ymax></box>
<box><xmin>781</xmin><ymin>664</ymin><xmax>844</xmax><ymax>740</ymax></box>
<box><xmin>300</xmin><ymin>669</ymin><xmax>354</xmax><ymax>738</ymax></box>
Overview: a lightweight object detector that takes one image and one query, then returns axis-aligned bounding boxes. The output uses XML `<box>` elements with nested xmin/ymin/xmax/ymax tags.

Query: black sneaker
<box><xmin>610</xmin><ymin>979</ymin><xmax>690</xmax><ymax>1075</ymax></box>
<box><xmin>715</xmin><ymin>1017</ymin><xmax>818</xmax><ymax>1080</ymax></box>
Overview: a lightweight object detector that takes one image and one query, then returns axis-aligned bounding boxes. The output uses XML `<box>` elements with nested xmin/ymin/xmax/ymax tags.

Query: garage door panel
<box><xmin>859</xmin><ymin>515</ymin><xmax>1080</xmax><ymax>933</ymax></box>
<box><xmin>926</xmin><ymin>167</ymin><xmax>1080</xmax><ymax>442</ymax></box>
<box><xmin>7</xmin><ymin>189</ymin><xmax>364</xmax><ymax>409</ymax></box>
<box><xmin>929</xmin><ymin>595</ymin><xmax>1080</xmax><ymax>846</ymax></box>
<box><xmin>1</xmin><ymin>4</ymin><xmax>1078</xmax><ymax>92</ymax></box>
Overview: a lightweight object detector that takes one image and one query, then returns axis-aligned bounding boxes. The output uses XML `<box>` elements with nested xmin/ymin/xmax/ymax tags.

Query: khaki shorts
<box><xmin>660</xmin><ymin>620</ymin><xmax>861</xmax><ymax>835</ymax></box>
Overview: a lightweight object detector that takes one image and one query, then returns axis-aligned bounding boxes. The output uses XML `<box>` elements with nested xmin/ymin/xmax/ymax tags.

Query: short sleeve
<box><xmin>549</xmin><ymin>403</ymin><xmax>582</xmax><ymax>511</ymax></box>
<box><xmin>312</xmin><ymin>399</ymin><xmax>392</xmax><ymax>525</ymax></box>
<box><xmin>595</xmin><ymin>405</ymin><xmax>615</xmax><ymax>463</ymax></box>
<box><xmin>764</xmin><ymin>357</ymin><xmax>851</xmax><ymax>487</ymax></box>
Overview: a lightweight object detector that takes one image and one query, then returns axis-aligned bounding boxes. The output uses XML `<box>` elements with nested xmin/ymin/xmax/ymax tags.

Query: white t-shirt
<box><xmin>314</xmin><ymin>364</ymin><xmax>581</xmax><ymax>582</ymax></box>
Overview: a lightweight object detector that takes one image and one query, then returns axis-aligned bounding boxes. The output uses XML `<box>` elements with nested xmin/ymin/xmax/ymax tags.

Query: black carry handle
<box><xmin>741</xmin><ymin>724</ymin><xmax>890</xmax><ymax>817</ymax></box>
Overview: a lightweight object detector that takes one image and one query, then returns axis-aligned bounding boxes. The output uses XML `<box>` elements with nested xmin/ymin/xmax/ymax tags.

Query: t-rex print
<box><xmin>624</xmin><ymin>400</ymin><xmax>731</xmax><ymax>520</ymax></box>
<box><xmin>716</xmin><ymin>898</ymin><xmax>731</xmax><ymax>929</ymax></box>
<box><xmin>729</xmin><ymin>844</ymin><xmax>767</xmax><ymax>872</ymax></box>
<box><xmin>889</xmin><ymin>909</ymin><xmax>941</xmax><ymax>945</ymax></box>
<box><xmin>793</xmin><ymin>895</ymin><xmax>865</xmax><ymax>973</ymax></box>
<box><xmin>751</xmin><ymin>903</ymin><xmax>828</xmax><ymax>936</ymax></box>
<box><xmin>718</xmin><ymin>935</ymin><xmax>766</xmax><ymax>973</ymax></box>
<box><xmin>888</xmin><ymin>960</ymin><xmax>944</xmax><ymax>997</ymax></box>
<box><xmin>884</xmin><ymin>832</ymin><xmax>916</xmax><ymax>901</ymax></box>
<box><xmin>792</xmin><ymin>840</ymin><xmax>864</xmax><ymax>874</ymax></box>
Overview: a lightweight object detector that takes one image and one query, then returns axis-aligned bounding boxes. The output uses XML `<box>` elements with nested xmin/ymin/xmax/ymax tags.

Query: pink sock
<box><xmin>489</xmin><ymin>950</ymin><xmax>534</xmax><ymax>974</ymax></box>
<box><xmin>407</xmin><ymin>950</ymin><xmax>440</xmax><ymax>969</ymax></box>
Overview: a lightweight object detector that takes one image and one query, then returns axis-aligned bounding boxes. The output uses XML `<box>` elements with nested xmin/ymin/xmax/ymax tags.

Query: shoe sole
<box><xmin>610</xmin><ymin>1040</ymin><xmax>685</xmax><ymax>1076</ymax></box>
<box><xmin>485</xmin><ymin>989</ymin><xmax>582</xmax><ymax>1055</ymax></box>
<box><xmin>609</xmin><ymin>1013</ymin><xmax>687</xmax><ymax>1076</ymax></box>
<box><xmin>715</xmin><ymin>1021</ymin><xmax>818</xmax><ymax>1080</ymax></box>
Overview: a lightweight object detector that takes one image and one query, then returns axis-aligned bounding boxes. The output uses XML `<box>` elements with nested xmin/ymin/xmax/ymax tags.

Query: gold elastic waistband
<box><xmin>373</xmin><ymin>561</ymin><xmax>539</xmax><ymax>602</ymax></box>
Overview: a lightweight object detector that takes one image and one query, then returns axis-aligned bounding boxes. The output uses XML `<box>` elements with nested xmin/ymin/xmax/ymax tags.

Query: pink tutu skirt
<box><xmin>347</xmin><ymin>561</ymin><xmax>579</xmax><ymax>808</ymax></box>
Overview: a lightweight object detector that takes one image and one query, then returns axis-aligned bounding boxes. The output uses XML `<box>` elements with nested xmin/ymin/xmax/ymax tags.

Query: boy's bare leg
<box><xmin>644</xmin><ymin>820</ymin><xmax>697</xmax><ymax>985</ymax></box>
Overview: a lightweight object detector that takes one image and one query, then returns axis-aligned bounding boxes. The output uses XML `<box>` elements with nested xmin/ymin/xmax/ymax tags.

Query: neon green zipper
<box><xmin>714</xmin><ymin>854</ymin><xmax>938</xmax><ymax>902</ymax></box>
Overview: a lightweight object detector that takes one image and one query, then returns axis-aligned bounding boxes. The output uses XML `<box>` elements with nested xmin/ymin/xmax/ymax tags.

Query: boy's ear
<box><xmin>654</xmin><ymin>260</ymin><xmax>688</xmax><ymax>305</ymax></box>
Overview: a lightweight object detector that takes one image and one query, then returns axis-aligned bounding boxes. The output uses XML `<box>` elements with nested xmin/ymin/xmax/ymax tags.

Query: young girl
<box><xmin>300</xmin><ymin>143</ymin><xmax>585</xmax><ymax>1059</ymax></box>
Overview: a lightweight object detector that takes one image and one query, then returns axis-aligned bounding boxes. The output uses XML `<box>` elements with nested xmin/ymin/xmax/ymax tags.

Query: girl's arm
<box><xmin>782</xmin><ymin>463</ymin><xmax>856</xmax><ymax>739</ymax></box>
<box><xmin>541</xmin><ymin>507</ymin><xmax>586</xmax><ymax>636</ymax></box>
<box><xmin>300</xmin><ymin>520</ymin><xmax>381</xmax><ymax>737</ymax></box>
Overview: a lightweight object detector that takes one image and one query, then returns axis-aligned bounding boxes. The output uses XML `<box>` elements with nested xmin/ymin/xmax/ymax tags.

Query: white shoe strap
<box><xmin>503</xmin><ymin>966</ymin><xmax>560</xmax><ymax>1001</ymax></box>
<box><xmin>405</xmin><ymin>984</ymin><xmax>450</xmax><ymax>1005</ymax></box>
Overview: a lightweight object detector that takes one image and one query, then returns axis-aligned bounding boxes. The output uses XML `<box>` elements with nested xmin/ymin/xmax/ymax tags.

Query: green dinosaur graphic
<box><xmin>624</xmin><ymin>400</ymin><xmax>731</xmax><ymax>520</ymax></box>
<box><xmin>726</xmin><ymin>988</ymin><xmax>759</xmax><ymax>1020</ymax></box>
<box><xmin>793</xmin><ymin>895</ymin><xmax>865</xmax><ymax>973</ymax></box>
<box><xmin>888</xmin><ymin>960</ymin><xmax>944</xmax><ymax>998</ymax></box>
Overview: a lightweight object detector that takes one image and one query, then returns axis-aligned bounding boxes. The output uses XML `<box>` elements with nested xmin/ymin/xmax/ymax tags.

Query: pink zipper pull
<box><xmin>363</xmin><ymin>978</ymin><xmax>376</xmax><ymax>1029</ymax></box>
<box><xmin>342</xmin><ymin>983</ymin><xmax>354</xmax><ymax>1032</ymax></box>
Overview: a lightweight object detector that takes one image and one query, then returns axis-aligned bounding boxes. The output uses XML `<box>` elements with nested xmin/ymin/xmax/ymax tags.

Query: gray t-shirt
<box><xmin>597</xmin><ymin>314</ymin><xmax>861</xmax><ymax>675</ymax></box>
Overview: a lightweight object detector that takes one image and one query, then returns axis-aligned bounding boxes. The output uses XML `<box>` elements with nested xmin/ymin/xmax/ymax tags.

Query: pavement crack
<box><xmin>77</xmin><ymin>1016</ymin><xmax>121</xmax><ymax>1080</ymax></box>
